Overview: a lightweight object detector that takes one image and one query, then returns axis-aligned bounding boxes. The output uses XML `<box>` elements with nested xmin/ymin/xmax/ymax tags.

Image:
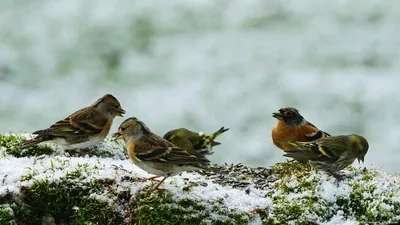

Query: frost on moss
<box><xmin>0</xmin><ymin>205</ymin><xmax>16</xmax><ymax>225</ymax></box>
<box><xmin>261</xmin><ymin>162</ymin><xmax>400</xmax><ymax>224</ymax></box>
<box><xmin>1</xmin><ymin>133</ymin><xmax>400</xmax><ymax>225</ymax></box>
<box><xmin>0</xmin><ymin>134</ymin><xmax>53</xmax><ymax>158</ymax></box>
<box><xmin>133</xmin><ymin>191</ymin><xmax>251</xmax><ymax>225</ymax></box>
<box><xmin>0</xmin><ymin>133</ymin><xmax>127</xmax><ymax>159</ymax></box>
<box><xmin>14</xmin><ymin>179</ymin><xmax>125</xmax><ymax>224</ymax></box>
<box><xmin>2</xmin><ymin>159</ymin><xmax>127</xmax><ymax>225</ymax></box>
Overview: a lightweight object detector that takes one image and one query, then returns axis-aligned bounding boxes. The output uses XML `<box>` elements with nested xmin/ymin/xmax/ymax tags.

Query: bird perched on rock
<box><xmin>278</xmin><ymin>134</ymin><xmax>369</xmax><ymax>179</ymax></box>
<box><xmin>17</xmin><ymin>94</ymin><xmax>125</xmax><ymax>149</ymax></box>
<box><xmin>113</xmin><ymin>117</ymin><xmax>211</xmax><ymax>192</ymax></box>
<box><xmin>163</xmin><ymin>127</ymin><xmax>229</xmax><ymax>156</ymax></box>
<box><xmin>272</xmin><ymin>107</ymin><xmax>330</xmax><ymax>151</ymax></box>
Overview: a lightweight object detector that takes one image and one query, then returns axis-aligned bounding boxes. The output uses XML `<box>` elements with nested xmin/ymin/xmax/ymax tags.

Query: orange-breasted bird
<box><xmin>271</xmin><ymin>107</ymin><xmax>330</xmax><ymax>151</ymax></box>
<box><xmin>17</xmin><ymin>94</ymin><xmax>125</xmax><ymax>149</ymax></box>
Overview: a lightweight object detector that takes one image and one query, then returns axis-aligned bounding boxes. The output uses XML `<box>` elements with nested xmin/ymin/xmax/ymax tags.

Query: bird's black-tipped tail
<box><xmin>206</xmin><ymin>127</ymin><xmax>230</xmax><ymax>148</ymax></box>
<box><xmin>214</xmin><ymin>127</ymin><xmax>229</xmax><ymax>138</ymax></box>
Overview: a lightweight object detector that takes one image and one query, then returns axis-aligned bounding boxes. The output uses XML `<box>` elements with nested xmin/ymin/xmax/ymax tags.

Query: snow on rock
<box><xmin>0</xmin><ymin>133</ymin><xmax>399</xmax><ymax>225</ymax></box>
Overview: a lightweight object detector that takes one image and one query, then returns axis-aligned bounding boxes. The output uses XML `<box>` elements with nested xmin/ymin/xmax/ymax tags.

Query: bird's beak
<box><xmin>272</xmin><ymin>112</ymin><xmax>283</xmax><ymax>120</ymax></box>
<box><xmin>117</xmin><ymin>109</ymin><xmax>126</xmax><ymax>117</ymax></box>
<box><xmin>357</xmin><ymin>155</ymin><xmax>365</xmax><ymax>163</ymax></box>
<box><xmin>112</xmin><ymin>131</ymin><xmax>123</xmax><ymax>140</ymax></box>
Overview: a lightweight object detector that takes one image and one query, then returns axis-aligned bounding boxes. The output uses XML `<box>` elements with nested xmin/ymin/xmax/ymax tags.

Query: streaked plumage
<box><xmin>113</xmin><ymin>117</ymin><xmax>211</xmax><ymax>192</ymax></box>
<box><xmin>163</xmin><ymin>127</ymin><xmax>229</xmax><ymax>156</ymax></box>
<box><xmin>17</xmin><ymin>94</ymin><xmax>125</xmax><ymax>149</ymax></box>
<box><xmin>278</xmin><ymin>134</ymin><xmax>369</xmax><ymax>178</ymax></box>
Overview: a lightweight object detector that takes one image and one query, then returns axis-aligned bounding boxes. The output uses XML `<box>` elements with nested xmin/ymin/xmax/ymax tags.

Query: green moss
<box><xmin>336</xmin><ymin>181</ymin><xmax>400</xmax><ymax>224</ymax></box>
<box><xmin>65</xmin><ymin>147</ymin><xmax>114</xmax><ymax>158</ymax></box>
<box><xmin>270</xmin><ymin>161</ymin><xmax>313</xmax><ymax>180</ymax></box>
<box><xmin>64</xmin><ymin>138</ymin><xmax>127</xmax><ymax>159</ymax></box>
<box><xmin>132</xmin><ymin>191</ymin><xmax>251</xmax><ymax>225</ymax></box>
<box><xmin>12</xmin><ymin>162</ymin><xmax>125</xmax><ymax>225</ymax></box>
<box><xmin>0</xmin><ymin>205</ymin><xmax>16</xmax><ymax>225</ymax></box>
<box><xmin>263</xmin><ymin>162</ymin><xmax>400</xmax><ymax>224</ymax></box>
<box><xmin>1</xmin><ymin>134</ymin><xmax>400</xmax><ymax>224</ymax></box>
<box><xmin>0</xmin><ymin>134</ymin><xmax>53</xmax><ymax>157</ymax></box>
<box><xmin>359</xmin><ymin>167</ymin><xmax>378</xmax><ymax>181</ymax></box>
<box><xmin>14</xmin><ymin>178</ymin><xmax>124</xmax><ymax>225</ymax></box>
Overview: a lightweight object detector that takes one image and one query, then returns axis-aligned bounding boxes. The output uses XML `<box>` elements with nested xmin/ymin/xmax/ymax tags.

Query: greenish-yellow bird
<box><xmin>278</xmin><ymin>134</ymin><xmax>369</xmax><ymax>179</ymax></box>
<box><xmin>163</xmin><ymin>127</ymin><xmax>229</xmax><ymax>156</ymax></box>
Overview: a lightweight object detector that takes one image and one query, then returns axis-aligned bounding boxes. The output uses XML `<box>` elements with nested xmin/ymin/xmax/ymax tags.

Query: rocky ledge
<box><xmin>0</xmin><ymin>133</ymin><xmax>399</xmax><ymax>225</ymax></box>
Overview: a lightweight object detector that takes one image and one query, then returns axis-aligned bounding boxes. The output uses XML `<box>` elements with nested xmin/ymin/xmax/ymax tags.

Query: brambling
<box><xmin>113</xmin><ymin>117</ymin><xmax>211</xmax><ymax>192</ymax></box>
<box><xmin>17</xmin><ymin>94</ymin><xmax>125</xmax><ymax>150</ymax></box>
<box><xmin>272</xmin><ymin>107</ymin><xmax>330</xmax><ymax>151</ymax></box>
<box><xmin>278</xmin><ymin>134</ymin><xmax>369</xmax><ymax>179</ymax></box>
<box><xmin>163</xmin><ymin>127</ymin><xmax>229</xmax><ymax>156</ymax></box>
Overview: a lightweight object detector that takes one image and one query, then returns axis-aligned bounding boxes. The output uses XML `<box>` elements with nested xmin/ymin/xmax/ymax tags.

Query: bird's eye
<box><xmin>120</xmin><ymin>127</ymin><xmax>126</xmax><ymax>132</ymax></box>
<box><xmin>114</xmin><ymin>105</ymin><xmax>119</xmax><ymax>109</ymax></box>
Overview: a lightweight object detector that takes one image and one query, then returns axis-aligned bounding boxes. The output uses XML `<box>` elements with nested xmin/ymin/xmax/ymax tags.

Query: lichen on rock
<box><xmin>0</xmin><ymin>133</ymin><xmax>399</xmax><ymax>225</ymax></box>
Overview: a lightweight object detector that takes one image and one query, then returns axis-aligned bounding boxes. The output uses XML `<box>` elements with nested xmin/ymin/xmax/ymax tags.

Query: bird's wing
<box><xmin>166</xmin><ymin>134</ymin><xmax>197</xmax><ymax>155</ymax></box>
<box><xmin>305</xmin><ymin>130</ymin><xmax>331</xmax><ymax>141</ymax></box>
<box><xmin>33</xmin><ymin>107</ymin><xmax>107</xmax><ymax>137</ymax></box>
<box><xmin>164</xmin><ymin>128</ymin><xmax>205</xmax><ymax>149</ymax></box>
<box><xmin>305</xmin><ymin>121</ymin><xmax>318</xmax><ymax>129</ymax></box>
<box><xmin>164</xmin><ymin>128</ymin><xmax>197</xmax><ymax>139</ymax></box>
<box><xmin>69</xmin><ymin>108</ymin><xmax>109</xmax><ymax>133</ymax></box>
<box><xmin>283</xmin><ymin>141</ymin><xmax>340</xmax><ymax>162</ymax></box>
<box><xmin>135</xmin><ymin>142</ymin><xmax>209</xmax><ymax>165</ymax></box>
<box><xmin>303</xmin><ymin>121</ymin><xmax>331</xmax><ymax>141</ymax></box>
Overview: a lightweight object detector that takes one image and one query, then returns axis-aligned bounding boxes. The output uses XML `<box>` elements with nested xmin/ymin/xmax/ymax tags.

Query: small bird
<box><xmin>272</xmin><ymin>107</ymin><xmax>330</xmax><ymax>151</ymax></box>
<box><xmin>278</xmin><ymin>134</ymin><xmax>369</xmax><ymax>179</ymax></box>
<box><xmin>163</xmin><ymin>127</ymin><xmax>229</xmax><ymax>156</ymax></box>
<box><xmin>17</xmin><ymin>94</ymin><xmax>125</xmax><ymax>149</ymax></box>
<box><xmin>113</xmin><ymin>117</ymin><xmax>211</xmax><ymax>192</ymax></box>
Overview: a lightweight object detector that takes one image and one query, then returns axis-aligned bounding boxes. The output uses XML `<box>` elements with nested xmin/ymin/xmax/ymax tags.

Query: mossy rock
<box><xmin>0</xmin><ymin>133</ymin><xmax>127</xmax><ymax>159</ymax></box>
<box><xmin>0</xmin><ymin>133</ymin><xmax>400</xmax><ymax>224</ymax></box>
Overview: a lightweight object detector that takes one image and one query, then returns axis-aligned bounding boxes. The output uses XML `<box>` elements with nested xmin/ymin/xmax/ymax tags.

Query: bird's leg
<box><xmin>138</xmin><ymin>175</ymin><xmax>160</xmax><ymax>182</ymax></box>
<box><xmin>147</xmin><ymin>175</ymin><xmax>160</xmax><ymax>181</ymax></box>
<box><xmin>332</xmin><ymin>172</ymin><xmax>346</xmax><ymax>182</ymax></box>
<box><xmin>147</xmin><ymin>177</ymin><xmax>168</xmax><ymax>193</ymax></box>
<box><xmin>146</xmin><ymin>176</ymin><xmax>161</xmax><ymax>181</ymax></box>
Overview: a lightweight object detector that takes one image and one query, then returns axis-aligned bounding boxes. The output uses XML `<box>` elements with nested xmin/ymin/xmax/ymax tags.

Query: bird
<box><xmin>163</xmin><ymin>127</ymin><xmax>229</xmax><ymax>156</ymax></box>
<box><xmin>271</xmin><ymin>107</ymin><xmax>330</xmax><ymax>151</ymax></box>
<box><xmin>17</xmin><ymin>94</ymin><xmax>125</xmax><ymax>150</ymax></box>
<box><xmin>112</xmin><ymin>117</ymin><xmax>211</xmax><ymax>192</ymax></box>
<box><xmin>278</xmin><ymin>134</ymin><xmax>369</xmax><ymax>179</ymax></box>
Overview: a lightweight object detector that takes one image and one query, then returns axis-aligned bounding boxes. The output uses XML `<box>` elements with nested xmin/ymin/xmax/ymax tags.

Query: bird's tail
<box><xmin>202</xmin><ymin>127</ymin><xmax>229</xmax><ymax>149</ymax></box>
<box><xmin>15</xmin><ymin>136</ymin><xmax>50</xmax><ymax>150</ymax></box>
<box><xmin>208</xmin><ymin>127</ymin><xmax>229</xmax><ymax>141</ymax></box>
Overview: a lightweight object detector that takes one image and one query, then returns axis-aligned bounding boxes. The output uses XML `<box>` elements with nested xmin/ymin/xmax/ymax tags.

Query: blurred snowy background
<box><xmin>1</xmin><ymin>0</ymin><xmax>399</xmax><ymax>172</ymax></box>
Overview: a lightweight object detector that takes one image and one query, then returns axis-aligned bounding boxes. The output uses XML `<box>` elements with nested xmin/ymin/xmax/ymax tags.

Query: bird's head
<box><xmin>272</xmin><ymin>107</ymin><xmax>306</xmax><ymax>127</ymax></box>
<box><xmin>350</xmin><ymin>135</ymin><xmax>369</xmax><ymax>163</ymax></box>
<box><xmin>112</xmin><ymin>117</ymin><xmax>150</xmax><ymax>142</ymax></box>
<box><xmin>93</xmin><ymin>94</ymin><xmax>125</xmax><ymax>117</ymax></box>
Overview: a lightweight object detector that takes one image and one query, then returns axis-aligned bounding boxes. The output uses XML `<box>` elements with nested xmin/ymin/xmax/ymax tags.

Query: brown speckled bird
<box><xmin>113</xmin><ymin>117</ymin><xmax>211</xmax><ymax>192</ymax></box>
<box><xmin>17</xmin><ymin>94</ymin><xmax>125</xmax><ymax>149</ymax></box>
<box><xmin>272</xmin><ymin>107</ymin><xmax>330</xmax><ymax>151</ymax></box>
